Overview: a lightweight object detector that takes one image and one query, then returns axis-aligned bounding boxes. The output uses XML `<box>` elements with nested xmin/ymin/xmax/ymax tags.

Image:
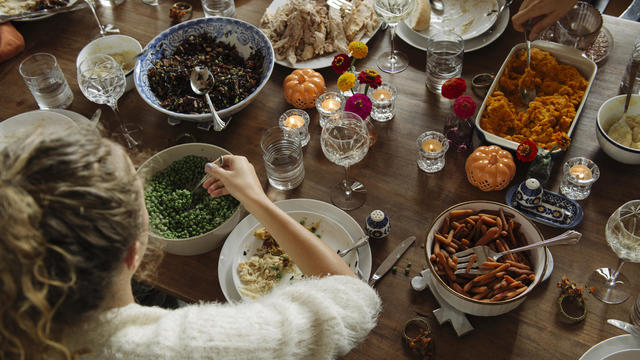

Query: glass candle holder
<box><xmin>315</xmin><ymin>92</ymin><xmax>344</xmax><ymax>128</ymax></box>
<box><xmin>417</xmin><ymin>131</ymin><xmax>449</xmax><ymax>173</ymax></box>
<box><xmin>560</xmin><ymin>157</ymin><xmax>600</xmax><ymax>200</ymax></box>
<box><xmin>367</xmin><ymin>83</ymin><xmax>397</xmax><ymax>122</ymax></box>
<box><xmin>279</xmin><ymin>109</ymin><xmax>310</xmax><ymax>147</ymax></box>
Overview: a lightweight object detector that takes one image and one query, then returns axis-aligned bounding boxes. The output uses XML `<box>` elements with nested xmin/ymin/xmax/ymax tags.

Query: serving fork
<box><xmin>453</xmin><ymin>230</ymin><xmax>581</xmax><ymax>275</ymax></box>
<box><xmin>327</xmin><ymin>0</ymin><xmax>354</xmax><ymax>12</ymax></box>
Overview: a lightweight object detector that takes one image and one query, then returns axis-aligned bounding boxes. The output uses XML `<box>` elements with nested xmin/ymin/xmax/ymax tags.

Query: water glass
<box><xmin>417</xmin><ymin>131</ymin><xmax>449</xmax><ymax>173</ymax></box>
<box><xmin>278</xmin><ymin>109</ymin><xmax>310</xmax><ymax>147</ymax></box>
<box><xmin>560</xmin><ymin>157</ymin><xmax>600</xmax><ymax>200</ymax></box>
<box><xmin>315</xmin><ymin>92</ymin><xmax>345</xmax><ymax>128</ymax></box>
<box><xmin>632</xmin><ymin>293</ymin><xmax>640</xmax><ymax>326</ymax></box>
<box><xmin>19</xmin><ymin>53</ymin><xmax>73</xmax><ymax>110</ymax></box>
<box><xmin>260</xmin><ymin>127</ymin><xmax>305</xmax><ymax>190</ymax></box>
<box><xmin>426</xmin><ymin>31</ymin><xmax>464</xmax><ymax>94</ymax></box>
<box><xmin>367</xmin><ymin>83</ymin><xmax>397</xmax><ymax>122</ymax></box>
<box><xmin>201</xmin><ymin>0</ymin><xmax>236</xmax><ymax>17</ymax></box>
<box><xmin>554</xmin><ymin>2</ymin><xmax>603</xmax><ymax>50</ymax></box>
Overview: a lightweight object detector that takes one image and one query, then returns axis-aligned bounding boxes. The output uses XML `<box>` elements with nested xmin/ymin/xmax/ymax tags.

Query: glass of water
<box><xmin>426</xmin><ymin>31</ymin><xmax>464</xmax><ymax>94</ymax></box>
<box><xmin>374</xmin><ymin>0</ymin><xmax>415</xmax><ymax>74</ymax></box>
<box><xmin>587</xmin><ymin>200</ymin><xmax>640</xmax><ymax>304</ymax></box>
<box><xmin>260</xmin><ymin>127</ymin><xmax>305</xmax><ymax>190</ymax></box>
<box><xmin>321</xmin><ymin>112</ymin><xmax>370</xmax><ymax>210</ymax></box>
<box><xmin>554</xmin><ymin>2</ymin><xmax>603</xmax><ymax>51</ymax></box>
<box><xmin>201</xmin><ymin>0</ymin><xmax>236</xmax><ymax>17</ymax></box>
<box><xmin>77</xmin><ymin>54</ymin><xmax>142</xmax><ymax>148</ymax></box>
<box><xmin>19</xmin><ymin>53</ymin><xmax>73</xmax><ymax>110</ymax></box>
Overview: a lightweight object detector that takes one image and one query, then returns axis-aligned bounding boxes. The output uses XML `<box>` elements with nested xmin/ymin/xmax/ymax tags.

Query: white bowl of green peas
<box><xmin>137</xmin><ymin>143</ymin><xmax>243</xmax><ymax>255</ymax></box>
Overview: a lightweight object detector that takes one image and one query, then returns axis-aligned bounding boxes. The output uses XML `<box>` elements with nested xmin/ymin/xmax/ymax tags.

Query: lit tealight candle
<box><xmin>372</xmin><ymin>88</ymin><xmax>393</xmax><ymax>101</ymax></box>
<box><xmin>421</xmin><ymin>139</ymin><xmax>443</xmax><ymax>153</ymax></box>
<box><xmin>569</xmin><ymin>164</ymin><xmax>592</xmax><ymax>180</ymax></box>
<box><xmin>284</xmin><ymin>114</ymin><xmax>305</xmax><ymax>129</ymax></box>
<box><xmin>321</xmin><ymin>98</ymin><xmax>341</xmax><ymax>112</ymax></box>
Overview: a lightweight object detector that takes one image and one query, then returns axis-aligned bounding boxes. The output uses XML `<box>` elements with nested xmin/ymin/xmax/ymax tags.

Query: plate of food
<box><xmin>475</xmin><ymin>41</ymin><xmax>597</xmax><ymax>153</ymax></box>
<box><xmin>397</xmin><ymin>2</ymin><xmax>509</xmax><ymax>52</ymax></box>
<box><xmin>579</xmin><ymin>335</ymin><xmax>640</xmax><ymax>360</ymax></box>
<box><xmin>0</xmin><ymin>0</ymin><xmax>84</xmax><ymax>23</ymax></box>
<box><xmin>231</xmin><ymin>211</ymin><xmax>358</xmax><ymax>300</ymax></box>
<box><xmin>219</xmin><ymin>198</ymin><xmax>372</xmax><ymax>302</ymax></box>
<box><xmin>260</xmin><ymin>0</ymin><xmax>380</xmax><ymax>69</ymax></box>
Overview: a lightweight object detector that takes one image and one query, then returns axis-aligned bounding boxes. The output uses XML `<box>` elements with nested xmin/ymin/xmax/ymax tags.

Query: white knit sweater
<box><xmin>64</xmin><ymin>276</ymin><xmax>381</xmax><ymax>360</ymax></box>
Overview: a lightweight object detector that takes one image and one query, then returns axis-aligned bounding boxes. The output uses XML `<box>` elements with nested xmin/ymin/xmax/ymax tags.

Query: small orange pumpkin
<box><xmin>283</xmin><ymin>68</ymin><xmax>326</xmax><ymax>109</ymax></box>
<box><xmin>465</xmin><ymin>145</ymin><xmax>516</xmax><ymax>191</ymax></box>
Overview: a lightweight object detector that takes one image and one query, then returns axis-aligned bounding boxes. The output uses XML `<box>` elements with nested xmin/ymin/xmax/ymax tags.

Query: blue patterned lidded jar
<box><xmin>366</xmin><ymin>210</ymin><xmax>390</xmax><ymax>239</ymax></box>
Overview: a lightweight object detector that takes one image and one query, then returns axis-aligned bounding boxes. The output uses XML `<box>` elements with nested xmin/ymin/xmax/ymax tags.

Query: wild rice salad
<box><xmin>147</xmin><ymin>33</ymin><xmax>264</xmax><ymax>114</ymax></box>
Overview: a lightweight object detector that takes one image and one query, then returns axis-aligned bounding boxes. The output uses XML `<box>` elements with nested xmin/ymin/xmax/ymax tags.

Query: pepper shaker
<box><xmin>365</xmin><ymin>210</ymin><xmax>390</xmax><ymax>239</ymax></box>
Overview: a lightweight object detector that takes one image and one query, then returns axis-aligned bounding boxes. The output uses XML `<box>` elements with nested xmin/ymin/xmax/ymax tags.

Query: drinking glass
<box><xmin>321</xmin><ymin>112</ymin><xmax>370</xmax><ymax>210</ymax></box>
<box><xmin>426</xmin><ymin>31</ymin><xmax>464</xmax><ymax>94</ymax></box>
<box><xmin>77</xmin><ymin>54</ymin><xmax>142</xmax><ymax>148</ymax></box>
<box><xmin>260</xmin><ymin>127</ymin><xmax>305</xmax><ymax>190</ymax></box>
<box><xmin>554</xmin><ymin>2</ymin><xmax>603</xmax><ymax>50</ymax></box>
<box><xmin>19</xmin><ymin>53</ymin><xmax>73</xmax><ymax>110</ymax></box>
<box><xmin>587</xmin><ymin>200</ymin><xmax>640</xmax><ymax>304</ymax></box>
<box><xmin>201</xmin><ymin>0</ymin><xmax>236</xmax><ymax>17</ymax></box>
<box><xmin>374</xmin><ymin>0</ymin><xmax>415</xmax><ymax>73</ymax></box>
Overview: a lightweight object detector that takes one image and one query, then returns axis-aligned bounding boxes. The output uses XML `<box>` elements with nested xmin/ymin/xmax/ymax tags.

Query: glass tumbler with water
<box><xmin>426</xmin><ymin>31</ymin><xmax>464</xmax><ymax>94</ymax></box>
<box><xmin>260</xmin><ymin>127</ymin><xmax>305</xmax><ymax>190</ymax></box>
<box><xmin>201</xmin><ymin>0</ymin><xmax>236</xmax><ymax>17</ymax></box>
<box><xmin>19</xmin><ymin>53</ymin><xmax>73</xmax><ymax>110</ymax></box>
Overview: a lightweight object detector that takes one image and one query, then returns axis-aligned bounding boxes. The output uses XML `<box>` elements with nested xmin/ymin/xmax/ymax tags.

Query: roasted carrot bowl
<box><xmin>425</xmin><ymin>201</ymin><xmax>548</xmax><ymax>316</ymax></box>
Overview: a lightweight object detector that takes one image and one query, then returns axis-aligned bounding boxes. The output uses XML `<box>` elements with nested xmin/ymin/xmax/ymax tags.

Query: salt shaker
<box><xmin>619</xmin><ymin>37</ymin><xmax>640</xmax><ymax>95</ymax></box>
<box><xmin>365</xmin><ymin>210</ymin><xmax>390</xmax><ymax>239</ymax></box>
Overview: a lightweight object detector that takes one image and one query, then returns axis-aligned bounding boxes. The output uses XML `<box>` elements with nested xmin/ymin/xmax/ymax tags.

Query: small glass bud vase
<box><xmin>443</xmin><ymin>115</ymin><xmax>474</xmax><ymax>152</ymax></box>
<box><xmin>527</xmin><ymin>151</ymin><xmax>553</xmax><ymax>186</ymax></box>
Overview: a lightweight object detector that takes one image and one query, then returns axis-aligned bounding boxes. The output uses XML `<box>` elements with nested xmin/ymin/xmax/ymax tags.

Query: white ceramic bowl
<box><xmin>137</xmin><ymin>143</ymin><xmax>243</xmax><ymax>255</ymax></box>
<box><xmin>596</xmin><ymin>94</ymin><xmax>640</xmax><ymax>165</ymax></box>
<box><xmin>425</xmin><ymin>201</ymin><xmax>547</xmax><ymax>316</ymax></box>
<box><xmin>76</xmin><ymin>34</ymin><xmax>143</xmax><ymax>93</ymax></box>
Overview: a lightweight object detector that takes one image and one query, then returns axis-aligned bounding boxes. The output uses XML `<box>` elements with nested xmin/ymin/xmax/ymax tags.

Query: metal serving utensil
<box><xmin>487</xmin><ymin>0</ymin><xmax>512</xmax><ymax>16</ymax></box>
<box><xmin>189</xmin><ymin>67</ymin><xmax>228</xmax><ymax>132</ymax></box>
<box><xmin>521</xmin><ymin>19</ymin><xmax>537</xmax><ymax>107</ymax></box>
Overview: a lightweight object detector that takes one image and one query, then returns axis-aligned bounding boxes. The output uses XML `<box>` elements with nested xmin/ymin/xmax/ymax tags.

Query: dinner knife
<box><xmin>607</xmin><ymin>319</ymin><xmax>640</xmax><ymax>337</ymax></box>
<box><xmin>368</xmin><ymin>235</ymin><xmax>416</xmax><ymax>287</ymax></box>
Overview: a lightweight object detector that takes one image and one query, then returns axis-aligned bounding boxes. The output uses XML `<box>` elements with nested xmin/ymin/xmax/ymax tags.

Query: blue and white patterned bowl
<box><xmin>134</xmin><ymin>17</ymin><xmax>274</xmax><ymax>122</ymax></box>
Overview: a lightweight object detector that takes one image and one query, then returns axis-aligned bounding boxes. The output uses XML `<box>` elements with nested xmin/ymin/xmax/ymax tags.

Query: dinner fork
<box><xmin>327</xmin><ymin>0</ymin><xmax>353</xmax><ymax>12</ymax></box>
<box><xmin>337</xmin><ymin>235</ymin><xmax>369</xmax><ymax>257</ymax></box>
<box><xmin>453</xmin><ymin>230</ymin><xmax>581</xmax><ymax>275</ymax></box>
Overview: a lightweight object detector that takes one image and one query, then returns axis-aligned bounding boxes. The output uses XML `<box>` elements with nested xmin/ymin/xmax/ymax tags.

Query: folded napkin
<box><xmin>0</xmin><ymin>23</ymin><xmax>25</xmax><ymax>63</ymax></box>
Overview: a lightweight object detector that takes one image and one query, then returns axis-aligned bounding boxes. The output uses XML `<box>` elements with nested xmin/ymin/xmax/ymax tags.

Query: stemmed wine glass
<box><xmin>587</xmin><ymin>200</ymin><xmax>640</xmax><ymax>304</ymax></box>
<box><xmin>77</xmin><ymin>54</ymin><xmax>141</xmax><ymax>148</ymax></box>
<box><xmin>321</xmin><ymin>112</ymin><xmax>370</xmax><ymax>210</ymax></box>
<box><xmin>374</xmin><ymin>0</ymin><xmax>416</xmax><ymax>73</ymax></box>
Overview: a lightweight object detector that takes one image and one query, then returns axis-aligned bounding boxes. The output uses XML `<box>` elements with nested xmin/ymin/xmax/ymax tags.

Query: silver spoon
<box><xmin>521</xmin><ymin>20</ymin><xmax>537</xmax><ymax>107</ymax></box>
<box><xmin>189</xmin><ymin>67</ymin><xmax>227</xmax><ymax>132</ymax></box>
<box><xmin>429</xmin><ymin>0</ymin><xmax>444</xmax><ymax>14</ymax></box>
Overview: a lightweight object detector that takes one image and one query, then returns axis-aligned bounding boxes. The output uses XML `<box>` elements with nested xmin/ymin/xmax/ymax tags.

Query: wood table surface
<box><xmin>1</xmin><ymin>1</ymin><xmax>640</xmax><ymax>359</ymax></box>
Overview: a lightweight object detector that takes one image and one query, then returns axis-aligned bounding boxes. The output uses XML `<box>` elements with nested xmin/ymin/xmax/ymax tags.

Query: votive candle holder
<box><xmin>278</xmin><ymin>109</ymin><xmax>310</xmax><ymax>147</ymax></box>
<box><xmin>560</xmin><ymin>157</ymin><xmax>600</xmax><ymax>200</ymax></box>
<box><xmin>417</xmin><ymin>131</ymin><xmax>449</xmax><ymax>173</ymax></box>
<box><xmin>315</xmin><ymin>91</ymin><xmax>344</xmax><ymax>128</ymax></box>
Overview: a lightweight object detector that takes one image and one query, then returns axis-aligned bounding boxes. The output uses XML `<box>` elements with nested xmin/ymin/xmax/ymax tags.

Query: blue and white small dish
<box><xmin>365</xmin><ymin>210</ymin><xmax>390</xmax><ymax>239</ymax></box>
<box><xmin>506</xmin><ymin>180</ymin><xmax>584</xmax><ymax>229</ymax></box>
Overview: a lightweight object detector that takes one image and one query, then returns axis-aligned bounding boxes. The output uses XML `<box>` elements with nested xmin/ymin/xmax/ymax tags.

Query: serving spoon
<box><xmin>190</xmin><ymin>67</ymin><xmax>227</xmax><ymax>132</ymax></box>
<box><xmin>520</xmin><ymin>20</ymin><xmax>537</xmax><ymax>107</ymax></box>
<box><xmin>429</xmin><ymin>0</ymin><xmax>444</xmax><ymax>14</ymax></box>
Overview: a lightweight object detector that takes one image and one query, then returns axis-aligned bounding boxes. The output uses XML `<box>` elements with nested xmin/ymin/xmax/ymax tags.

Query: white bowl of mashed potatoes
<box><xmin>76</xmin><ymin>35</ymin><xmax>143</xmax><ymax>93</ymax></box>
<box><xmin>596</xmin><ymin>94</ymin><xmax>640</xmax><ymax>165</ymax></box>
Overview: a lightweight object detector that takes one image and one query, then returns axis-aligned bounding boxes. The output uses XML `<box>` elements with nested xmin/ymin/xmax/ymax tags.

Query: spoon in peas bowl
<box><xmin>190</xmin><ymin>67</ymin><xmax>228</xmax><ymax>132</ymax></box>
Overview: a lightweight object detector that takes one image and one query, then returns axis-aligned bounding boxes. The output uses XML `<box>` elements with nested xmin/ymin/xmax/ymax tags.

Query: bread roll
<box><xmin>407</xmin><ymin>0</ymin><xmax>431</xmax><ymax>31</ymax></box>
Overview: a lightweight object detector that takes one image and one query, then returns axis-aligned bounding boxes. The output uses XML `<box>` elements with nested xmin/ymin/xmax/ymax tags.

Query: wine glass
<box><xmin>321</xmin><ymin>112</ymin><xmax>370</xmax><ymax>210</ymax></box>
<box><xmin>77</xmin><ymin>54</ymin><xmax>141</xmax><ymax>148</ymax></box>
<box><xmin>587</xmin><ymin>200</ymin><xmax>640</xmax><ymax>304</ymax></box>
<box><xmin>374</xmin><ymin>0</ymin><xmax>416</xmax><ymax>73</ymax></box>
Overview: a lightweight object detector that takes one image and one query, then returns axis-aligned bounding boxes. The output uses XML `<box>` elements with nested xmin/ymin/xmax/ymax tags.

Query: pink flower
<box><xmin>453</xmin><ymin>95</ymin><xmax>477</xmax><ymax>118</ymax></box>
<box><xmin>345</xmin><ymin>94</ymin><xmax>372</xmax><ymax>120</ymax></box>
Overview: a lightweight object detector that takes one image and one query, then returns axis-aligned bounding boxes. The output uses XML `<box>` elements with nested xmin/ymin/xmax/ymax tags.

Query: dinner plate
<box><xmin>0</xmin><ymin>110</ymin><xmax>80</xmax><ymax>150</ymax></box>
<box><xmin>0</xmin><ymin>0</ymin><xmax>83</xmax><ymax>23</ymax></box>
<box><xmin>231</xmin><ymin>210</ymin><xmax>358</xmax><ymax>300</ymax></box>
<box><xmin>264</xmin><ymin>0</ymin><xmax>380</xmax><ymax>69</ymax></box>
<box><xmin>218</xmin><ymin>198</ymin><xmax>372</xmax><ymax>302</ymax></box>
<box><xmin>579</xmin><ymin>335</ymin><xmax>640</xmax><ymax>360</ymax></box>
<box><xmin>406</xmin><ymin>0</ymin><xmax>499</xmax><ymax>41</ymax></box>
<box><xmin>397</xmin><ymin>6</ymin><xmax>509</xmax><ymax>52</ymax></box>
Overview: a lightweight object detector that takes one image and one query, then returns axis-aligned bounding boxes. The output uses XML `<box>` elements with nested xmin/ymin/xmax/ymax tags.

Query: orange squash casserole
<box><xmin>480</xmin><ymin>48</ymin><xmax>589</xmax><ymax>150</ymax></box>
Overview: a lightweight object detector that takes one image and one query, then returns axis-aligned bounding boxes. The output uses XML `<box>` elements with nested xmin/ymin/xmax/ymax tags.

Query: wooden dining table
<box><xmin>1</xmin><ymin>1</ymin><xmax>640</xmax><ymax>359</ymax></box>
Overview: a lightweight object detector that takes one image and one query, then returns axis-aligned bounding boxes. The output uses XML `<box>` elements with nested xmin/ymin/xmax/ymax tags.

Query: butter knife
<box><xmin>368</xmin><ymin>236</ymin><xmax>416</xmax><ymax>287</ymax></box>
<box><xmin>607</xmin><ymin>319</ymin><xmax>640</xmax><ymax>337</ymax></box>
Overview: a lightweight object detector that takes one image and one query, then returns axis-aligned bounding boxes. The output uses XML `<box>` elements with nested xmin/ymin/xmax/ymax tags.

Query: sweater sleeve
<box><xmin>92</xmin><ymin>276</ymin><xmax>381</xmax><ymax>360</ymax></box>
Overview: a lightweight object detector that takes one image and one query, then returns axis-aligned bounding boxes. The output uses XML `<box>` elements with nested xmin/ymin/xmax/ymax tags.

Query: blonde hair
<box><xmin>0</xmin><ymin>125</ymin><xmax>160</xmax><ymax>359</ymax></box>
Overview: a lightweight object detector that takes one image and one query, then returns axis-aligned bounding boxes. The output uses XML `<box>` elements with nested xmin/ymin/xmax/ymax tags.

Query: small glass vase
<box><xmin>527</xmin><ymin>152</ymin><xmax>553</xmax><ymax>186</ymax></box>
<box><xmin>443</xmin><ymin>115</ymin><xmax>474</xmax><ymax>152</ymax></box>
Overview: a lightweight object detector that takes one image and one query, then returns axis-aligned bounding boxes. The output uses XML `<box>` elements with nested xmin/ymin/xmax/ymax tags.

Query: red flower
<box><xmin>357</xmin><ymin>69</ymin><xmax>382</xmax><ymax>89</ymax></box>
<box><xmin>453</xmin><ymin>95</ymin><xmax>476</xmax><ymax>118</ymax></box>
<box><xmin>516</xmin><ymin>140</ymin><xmax>538</xmax><ymax>162</ymax></box>
<box><xmin>331</xmin><ymin>53</ymin><xmax>351</xmax><ymax>74</ymax></box>
<box><xmin>441</xmin><ymin>77</ymin><xmax>467</xmax><ymax>99</ymax></box>
<box><xmin>345</xmin><ymin>93</ymin><xmax>372</xmax><ymax>120</ymax></box>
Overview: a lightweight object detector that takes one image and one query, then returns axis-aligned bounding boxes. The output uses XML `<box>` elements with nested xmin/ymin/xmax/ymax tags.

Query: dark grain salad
<box><xmin>147</xmin><ymin>33</ymin><xmax>264</xmax><ymax>114</ymax></box>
